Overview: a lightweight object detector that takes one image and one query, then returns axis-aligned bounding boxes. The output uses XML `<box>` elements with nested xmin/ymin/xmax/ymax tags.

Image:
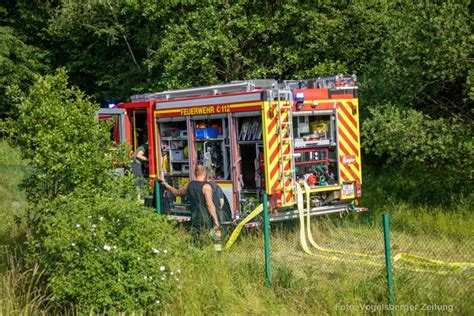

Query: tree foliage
<box><xmin>5</xmin><ymin>69</ymin><xmax>121</xmax><ymax>203</ymax></box>
<box><xmin>0</xmin><ymin>27</ymin><xmax>48</xmax><ymax>117</ymax></box>
<box><xmin>362</xmin><ymin>104</ymin><xmax>473</xmax><ymax>188</ymax></box>
<box><xmin>43</xmin><ymin>1</ymin><xmax>391</xmax><ymax>95</ymax></box>
<box><xmin>361</xmin><ymin>2</ymin><xmax>473</xmax><ymax>119</ymax></box>
<box><xmin>359</xmin><ymin>1</ymin><xmax>473</xmax><ymax>191</ymax></box>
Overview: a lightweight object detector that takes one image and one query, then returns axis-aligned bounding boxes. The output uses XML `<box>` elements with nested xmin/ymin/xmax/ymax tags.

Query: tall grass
<box><xmin>0</xmin><ymin>249</ymin><xmax>59</xmax><ymax>315</ymax></box>
<box><xmin>0</xmin><ymin>140</ymin><xmax>56</xmax><ymax>314</ymax></box>
<box><xmin>0</xmin><ymin>139</ymin><xmax>29</xmax><ymax>273</ymax></box>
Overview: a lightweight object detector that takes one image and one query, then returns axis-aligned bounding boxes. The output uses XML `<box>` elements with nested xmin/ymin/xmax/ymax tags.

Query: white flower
<box><xmin>71</xmin><ymin>243</ymin><xmax>76</xmax><ymax>247</ymax></box>
<box><xmin>161</xmin><ymin>277</ymin><xmax>165</xmax><ymax>281</ymax></box>
<box><xmin>163</xmin><ymin>249</ymin><xmax>168</xmax><ymax>254</ymax></box>
<box><xmin>76</xmin><ymin>224</ymin><xmax>80</xmax><ymax>228</ymax></box>
<box><xmin>144</xmin><ymin>275</ymin><xmax>148</xmax><ymax>280</ymax></box>
<box><xmin>76</xmin><ymin>252</ymin><xmax>80</xmax><ymax>256</ymax></box>
<box><xmin>91</xmin><ymin>224</ymin><xmax>97</xmax><ymax>229</ymax></box>
<box><xmin>95</xmin><ymin>248</ymin><xmax>98</xmax><ymax>252</ymax></box>
<box><xmin>152</xmin><ymin>248</ymin><xmax>160</xmax><ymax>254</ymax></box>
<box><xmin>149</xmin><ymin>276</ymin><xmax>153</xmax><ymax>280</ymax></box>
<box><xmin>160</xmin><ymin>266</ymin><xmax>166</xmax><ymax>272</ymax></box>
<box><xmin>113</xmin><ymin>246</ymin><xmax>117</xmax><ymax>249</ymax></box>
<box><xmin>103</xmin><ymin>245</ymin><xmax>111</xmax><ymax>251</ymax></box>
<box><xmin>137</xmin><ymin>256</ymin><xmax>141</xmax><ymax>261</ymax></box>
<box><xmin>170</xmin><ymin>272</ymin><xmax>174</xmax><ymax>276</ymax></box>
<box><xmin>156</xmin><ymin>300</ymin><xmax>160</xmax><ymax>304</ymax></box>
<box><xmin>88</xmin><ymin>215</ymin><xmax>92</xmax><ymax>219</ymax></box>
<box><xmin>175</xmin><ymin>277</ymin><xmax>179</xmax><ymax>281</ymax></box>
<box><xmin>99</xmin><ymin>216</ymin><xmax>104</xmax><ymax>221</ymax></box>
<box><xmin>177</xmin><ymin>269</ymin><xmax>181</xmax><ymax>274</ymax></box>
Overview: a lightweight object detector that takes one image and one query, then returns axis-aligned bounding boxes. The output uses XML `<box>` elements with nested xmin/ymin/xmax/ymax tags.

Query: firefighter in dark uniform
<box><xmin>160</xmin><ymin>165</ymin><xmax>221</xmax><ymax>239</ymax></box>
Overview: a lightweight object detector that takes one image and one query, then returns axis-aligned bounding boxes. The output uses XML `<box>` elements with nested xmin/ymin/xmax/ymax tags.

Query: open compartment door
<box><xmin>96</xmin><ymin>108</ymin><xmax>127</xmax><ymax>144</ymax></box>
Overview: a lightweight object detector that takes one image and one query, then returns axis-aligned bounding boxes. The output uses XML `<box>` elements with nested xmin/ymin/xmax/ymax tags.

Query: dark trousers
<box><xmin>131</xmin><ymin>162</ymin><xmax>146</xmax><ymax>186</ymax></box>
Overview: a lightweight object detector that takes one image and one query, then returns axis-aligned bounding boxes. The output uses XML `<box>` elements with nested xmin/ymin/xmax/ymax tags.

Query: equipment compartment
<box><xmin>236</xmin><ymin>116</ymin><xmax>265</xmax><ymax>212</ymax></box>
<box><xmin>193</xmin><ymin>117</ymin><xmax>230</xmax><ymax>180</ymax></box>
<box><xmin>159</xmin><ymin>120</ymin><xmax>190</xmax><ymax>177</ymax></box>
<box><xmin>292</xmin><ymin>113</ymin><xmax>339</xmax><ymax>187</ymax></box>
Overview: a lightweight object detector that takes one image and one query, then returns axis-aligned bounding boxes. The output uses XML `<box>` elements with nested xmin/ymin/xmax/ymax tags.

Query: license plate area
<box><xmin>341</xmin><ymin>182</ymin><xmax>355</xmax><ymax>199</ymax></box>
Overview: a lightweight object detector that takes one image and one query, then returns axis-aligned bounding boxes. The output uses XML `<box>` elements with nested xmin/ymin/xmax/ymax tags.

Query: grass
<box><xmin>0</xmin><ymin>139</ymin><xmax>473</xmax><ymax>314</ymax></box>
<box><xmin>0</xmin><ymin>139</ymin><xmax>29</xmax><ymax>273</ymax></box>
<box><xmin>0</xmin><ymin>139</ymin><xmax>46</xmax><ymax>314</ymax></box>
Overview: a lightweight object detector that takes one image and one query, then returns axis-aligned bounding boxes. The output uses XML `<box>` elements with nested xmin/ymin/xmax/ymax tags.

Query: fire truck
<box><xmin>97</xmin><ymin>75</ymin><xmax>364</xmax><ymax>223</ymax></box>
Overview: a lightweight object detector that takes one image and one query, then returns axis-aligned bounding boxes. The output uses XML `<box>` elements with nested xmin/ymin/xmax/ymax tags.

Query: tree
<box><xmin>5</xmin><ymin>69</ymin><xmax>120</xmax><ymax>203</ymax></box>
<box><xmin>360</xmin><ymin>1</ymin><xmax>473</xmax><ymax>120</ymax></box>
<box><xmin>0</xmin><ymin>27</ymin><xmax>48</xmax><ymax>117</ymax></box>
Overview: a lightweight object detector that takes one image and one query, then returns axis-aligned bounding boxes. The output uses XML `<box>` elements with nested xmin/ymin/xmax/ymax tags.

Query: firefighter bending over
<box><xmin>160</xmin><ymin>165</ymin><xmax>221</xmax><ymax>236</ymax></box>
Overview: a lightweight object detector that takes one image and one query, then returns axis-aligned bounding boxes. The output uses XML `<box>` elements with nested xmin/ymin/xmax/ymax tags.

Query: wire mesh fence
<box><xmin>221</xmin><ymin>208</ymin><xmax>473</xmax><ymax>314</ymax></box>
<box><xmin>386</xmin><ymin>214</ymin><xmax>473</xmax><ymax>314</ymax></box>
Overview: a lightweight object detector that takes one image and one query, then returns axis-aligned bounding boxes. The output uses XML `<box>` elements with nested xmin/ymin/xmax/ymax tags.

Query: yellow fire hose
<box><xmin>394</xmin><ymin>253</ymin><xmax>474</xmax><ymax>269</ymax></box>
<box><xmin>299</xmin><ymin>182</ymin><xmax>474</xmax><ymax>275</ymax></box>
<box><xmin>295</xmin><ymin>184</ymin><xmax>384</xmax><ymax>267</ymax></box>
<box><xmin>302</xmin><ymin>182</ymin><xmax>383</xmax><ymax>259</ymax></box>
<box><xmin>224</xmin><ymin>204</ymin><xmax>264</xmax><ymax>250</ymax></box>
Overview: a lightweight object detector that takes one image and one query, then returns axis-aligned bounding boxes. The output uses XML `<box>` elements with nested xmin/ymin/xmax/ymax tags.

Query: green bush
<box><xmin>32</xmin><ymin>181</ymin><xmax>187</xmax><ymax>312</ymax></box>
<box><xmin>2</xmin><ymin>70</ymin><xmax>188</xmax><ymax>312</ymax></box>
<box><xmin>3</xmin><ymin>68</ymin><xmax>128</xmax><ymax>204</ymax></box>
<box><xmin>362</xmin><ymin>104</ymin><xmax>473</xmax><ymax>191</ymax></box>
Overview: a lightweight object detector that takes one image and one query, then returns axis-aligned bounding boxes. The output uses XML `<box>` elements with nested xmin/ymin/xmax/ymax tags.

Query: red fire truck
<box><xmin>97</xmin><ymin>76</ymin><xmax>364</xmax><ymax>222</ymax></box>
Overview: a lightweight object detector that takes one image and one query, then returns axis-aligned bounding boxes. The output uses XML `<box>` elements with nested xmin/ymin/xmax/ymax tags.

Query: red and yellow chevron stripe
<box><xmin>337</xmin><ymin>100</ymin><xmax>362</xmax><ymax>185</ymax></box>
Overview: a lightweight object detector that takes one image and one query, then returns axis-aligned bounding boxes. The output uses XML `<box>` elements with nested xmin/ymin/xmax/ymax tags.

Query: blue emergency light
<box><xmin>295</xmin><ymin>92</ymin><xmax>304</xmax><ymax>110</ymax></box>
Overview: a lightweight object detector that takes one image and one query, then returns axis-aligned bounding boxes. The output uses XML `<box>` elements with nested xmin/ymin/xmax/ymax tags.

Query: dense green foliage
<box><xmin>0</xmin><ymin>27</ymin><xmax>48</xmax><ymax>118</ymax></box>
<box><xmin>361</xmin><ymin>2</ymin><xmax>472</xmax><ymax>118</ymax></box>
<box><xmin>34</xmin><ymin>185</ymin><xmax>186</xmax><ymax>311</ymax></box>
<box><xmin>359</xmin><ymin>2</ymin><xmax>473</xmax><ymax>191</ymax></box>
<box><xmin>2</xmin><ymin>70</ymin><xmax>187</xmax><ymax>311</ymax></box>
<box><xmin>363</xmin><ymin>105</ymin><xmax>473</xmax><ymax>195</ymax></box>
<box><xmin>4</xmin><ymin>69</ymin><xmax>122</xmax><ymax>203</ymax></box>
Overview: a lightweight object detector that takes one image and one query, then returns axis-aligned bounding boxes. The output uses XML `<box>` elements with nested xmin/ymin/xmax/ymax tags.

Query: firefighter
<box><xmin>206</xmin><ymin>170</ymin><xmax>232</xmax><ymax>225</ymax></box>
<box><xmin>131</xmin><ymin>140</ymin><xmax>148</xmax><ymax>181</ymax></box>
<box><xmin>160</xmin><ymin>165</ymin><xmax>221</xmax><ymax>241</ymax></box>
<box><xmin>206</xmin><ymin>170</ymin><xmax>224</xmax><ymax>217</ymax></box>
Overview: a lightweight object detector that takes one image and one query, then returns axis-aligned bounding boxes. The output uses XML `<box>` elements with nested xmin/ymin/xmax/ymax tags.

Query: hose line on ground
<box><xmin>299</xmin><ymin>182</ymin><xmax>474</xmax><ymax>275</ymax></box>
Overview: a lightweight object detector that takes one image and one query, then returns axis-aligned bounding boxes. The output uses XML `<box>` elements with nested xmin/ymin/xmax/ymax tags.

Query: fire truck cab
<box><xmin>99</xmin><ymin>76</ymin><xmax>364</xmax><ymax>222</ymax></box>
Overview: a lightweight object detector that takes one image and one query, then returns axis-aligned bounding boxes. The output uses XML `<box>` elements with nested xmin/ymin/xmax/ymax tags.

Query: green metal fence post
<box><xmin>263</xmin><ymin>194</ymin><xmax>271</xmax><ymax>287</ymax></box>
<box><xmin>383</xmin><ymin>213</ymin><xmax>395</xmax><ymax>313</ymax></box>
<box><xmin>155</xmin><ymin>180</ymin><xmax>161</xmax><ymax>215</ymax></box>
